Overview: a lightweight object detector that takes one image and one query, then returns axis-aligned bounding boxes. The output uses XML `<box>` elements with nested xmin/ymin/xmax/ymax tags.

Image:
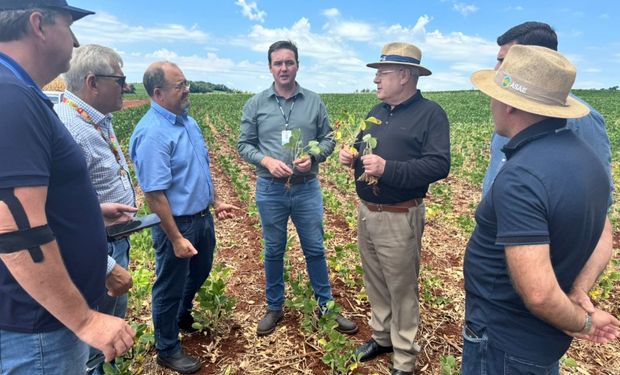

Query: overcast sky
<box><xmin>69</xmin><ymin>0</ymin><xmax>620</xmax><ymax>93</ymax></box>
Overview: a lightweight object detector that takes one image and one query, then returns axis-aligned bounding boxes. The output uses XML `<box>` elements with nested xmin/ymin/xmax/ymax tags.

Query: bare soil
<box><xmin>138</xmin><ymin>116</ymin><xmax>620</xmax><ymax>375</ymax></box>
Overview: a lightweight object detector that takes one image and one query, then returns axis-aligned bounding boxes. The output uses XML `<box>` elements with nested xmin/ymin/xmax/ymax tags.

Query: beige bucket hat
<box><xmin>470</xmin><ymin>44</ymin><xmax>589</xmax><ymax>119</ymax></box>
<box><xmin>367</xmin><ymin>42</ymin><xmax>432</xmax><ymax>76</ymax></box>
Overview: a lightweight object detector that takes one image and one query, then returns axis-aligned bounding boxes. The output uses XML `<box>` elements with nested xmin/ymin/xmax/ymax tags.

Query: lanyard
<box><xmin>274</xmin><ymin>94</ymin><xmax>297</xmax><ymax>129</ymax></box>
<box><xmin>62</xmin><ymin>96</ymin><xmax>123</xmax><ymax>164</ymax></box>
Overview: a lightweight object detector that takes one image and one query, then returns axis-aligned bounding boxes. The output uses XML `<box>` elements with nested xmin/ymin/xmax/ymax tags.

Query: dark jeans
<box><xmin>255</xmin><ymin>177</ymin><xmax>333</xmax><ymax>310</ymax></box>
<box><xmin>461</xmin><ymin>324</ymin><xmax>560</xmax><ymax>375</ymax></box>
<box><xmin>151</xmin><ymin>212</ymin><xmax>215</xmax><ymax>356</ymax></box>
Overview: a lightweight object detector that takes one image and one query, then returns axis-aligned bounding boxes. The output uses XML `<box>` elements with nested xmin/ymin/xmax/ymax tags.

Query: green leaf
<box><xmin>308</xmin><ymin>145</ymin><xmax>321</xmax><ymax>156</ymax></box>
<box><xmin>369</xmin><ymin>137</ymin><xmax>377</xmax><ymax>149</ymax></box>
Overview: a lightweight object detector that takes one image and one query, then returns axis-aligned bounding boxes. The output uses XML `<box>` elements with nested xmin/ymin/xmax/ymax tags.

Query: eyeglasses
<box><xmin>374</xmin><ymin>69</ymin><xmax>401</xmax><ymax>78</ymax></box>
<box><xmin>166</xmin><ymin>80</ymin><xmax>191</xmax><ymax>91</ymax></box>
<box><xmin>95</xmin><ymin>74</ymin><xmax>127</xmax><ymax>87</ymax></box>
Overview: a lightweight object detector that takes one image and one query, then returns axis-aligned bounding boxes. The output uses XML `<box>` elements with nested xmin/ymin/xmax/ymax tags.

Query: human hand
<box><xmin>361</xmin><ymin>154</ymin><xmax>386</xmax><ymax>177</ymax></box>
<box><xmin>293</xmin><ymin>155</ymin><xmax>312</xmax><ymax>173</ymax></box>
<box><xmin>105</xmin><ymin>264</ymin><xmax>132</xmax><ymax>297</ymax></box>
<box><xmin>568</xmin><ymin>288</ymin><xmax>595</xmax><ymax>313</ymax></box>
<box><xmin>261</xmin><ymin>156</ymin><xmax>292</xmax><ymax>178</ymax></box>
<box><xmin>339</xmin><ymin>148</ymin><xmax>356</xmax><ymax>167</ymax></box>
<box><xmin>75</xmin><ymin>311</ymin><xmax>135</xmax><ymax>362</ymax></box>
<box><xmin>101</xmin><ymin>203</ymin><xmax>138</xmax><ymax>226</ymax></box>
<box><xmin>565</xmin><ymin>309</ymin><xmax>620</xmax><ymax>344</ymax></box>
<box><xmin>214</xmin><ymin>202</ymin><xmax>240</xmax><ymax>220</ymax></box>
<box><xmin>172</xmin><ymin>237</ymin><xmax>198</xmax><ymax>258</ymax></box>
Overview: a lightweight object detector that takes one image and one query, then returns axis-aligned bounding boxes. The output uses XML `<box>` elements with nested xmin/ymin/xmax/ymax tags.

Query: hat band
<box><xmin>494</xmin><ymin>70</ymin><xmax>569</xmax><ymax>107</ymax></box>
<box><xmin>379</xmin><ymin>54</ymin><xmax>421</xmax><ymax>65</ymax></box>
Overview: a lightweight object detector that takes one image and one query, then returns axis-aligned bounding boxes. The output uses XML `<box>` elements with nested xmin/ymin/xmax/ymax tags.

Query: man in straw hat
<box><xmin>462</xmin><ymin>44</ymin><xmax>620</xmax><ymax>374</ymax></box>
<box><xmin>482</xmin><ymin>22</ymin><xmax>614</xmax><ymax>326</ymax></box>
<box><xmin>0</xmin><ymin>1</ymin><xmax>135</xmax><ymax>374</ymax></box>
<box><xmin>340</xmin><ymin>42</ymin><xmax>450</xmax><ymax>375</ymax></box>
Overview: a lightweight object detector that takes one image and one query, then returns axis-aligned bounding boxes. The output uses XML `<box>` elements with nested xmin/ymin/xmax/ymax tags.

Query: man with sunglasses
<box><xmin>57</xmin><ymin>44</ymin><xmax>136</xmax><ymax>375</ymax></box>
<box><xmin>0</xmin><ymin>1</ymin><xmax>135</xmax><ymax>374</ymax></box>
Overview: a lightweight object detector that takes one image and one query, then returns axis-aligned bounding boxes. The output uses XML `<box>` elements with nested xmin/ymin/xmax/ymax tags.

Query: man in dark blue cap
<box><xmin>0</xmin><ymin>1</ymin><xmax>135</xmax><ymax>374</ymax></box>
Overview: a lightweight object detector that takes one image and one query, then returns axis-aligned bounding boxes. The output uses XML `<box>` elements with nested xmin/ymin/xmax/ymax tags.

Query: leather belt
<box><xmin>174</xmin><ymin>207</ymin><xmax>210</xmax><ymax>220</ymax></box>
<box><xmin>271</xmin><ymin>174</ymin><xmax>316</xmax><ymax>185</ymax></box>
<box><xmin>362</xmin><ymin>198</ymin><xmax>423</xmax><ymax>213</ymax></box>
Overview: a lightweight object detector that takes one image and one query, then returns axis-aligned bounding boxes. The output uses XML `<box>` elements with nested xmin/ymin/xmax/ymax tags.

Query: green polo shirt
<box><xmin>238</xmin><ymin>83</ymin><xmax>334</xmax><ymax>178</ymax></box>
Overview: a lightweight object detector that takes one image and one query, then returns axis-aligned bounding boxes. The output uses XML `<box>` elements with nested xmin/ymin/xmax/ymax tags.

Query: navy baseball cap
<box><xmin>0</xmin><ymin>0</ymin><xmax>94</xmax><ymax>21</ymax></box>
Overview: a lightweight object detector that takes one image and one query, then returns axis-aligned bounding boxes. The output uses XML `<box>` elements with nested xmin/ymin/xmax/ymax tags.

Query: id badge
<box><xmin>119</xmin><ymin>169</ymin><xmax>131</xmax><ymax>190</ymax></box>
<box><xmin>281</xmin><ymin>129</ymin><xmax>292</xmax><ymax>145</ymax></box>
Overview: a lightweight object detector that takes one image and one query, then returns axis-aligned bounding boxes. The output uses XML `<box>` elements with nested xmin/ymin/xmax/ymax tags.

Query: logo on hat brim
<box><xmin>470</xmin><ymin>69</ymin><xmax>589</xmax><ymax>119</ymax></box>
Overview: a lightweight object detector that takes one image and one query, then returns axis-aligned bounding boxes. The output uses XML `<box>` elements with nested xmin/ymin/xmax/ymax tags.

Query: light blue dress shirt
<box><xmin>130</xmin><ymin>101</ymin><xmax>214</xmax><ymax>216</ymax></box>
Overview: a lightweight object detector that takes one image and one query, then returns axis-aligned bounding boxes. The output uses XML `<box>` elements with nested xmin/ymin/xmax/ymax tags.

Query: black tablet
<box><xmin>106</xmin><ymin>213</ymin><xmax>161</xmax><ymax>240</ymax></box>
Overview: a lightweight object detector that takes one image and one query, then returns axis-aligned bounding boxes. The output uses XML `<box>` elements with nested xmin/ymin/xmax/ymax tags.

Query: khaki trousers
<box><xmin>357</xmin><ymin>202</ymin><xmax>425</xmax><ymax>372</ymax></box>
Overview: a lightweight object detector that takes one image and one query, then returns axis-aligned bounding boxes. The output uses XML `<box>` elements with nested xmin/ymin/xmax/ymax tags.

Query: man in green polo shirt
<box><xmin>237</xmin><ymin>40</ymin><xmax>357</xmax><ymax>337</ymax></box>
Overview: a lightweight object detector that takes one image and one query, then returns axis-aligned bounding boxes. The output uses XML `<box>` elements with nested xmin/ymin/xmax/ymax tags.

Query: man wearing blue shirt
<box><xmin>481</xmin><ymin>24</ymin><xmax>614</xmax><ymax>312</ymax></box>
<box><xmin>463</xmin><ymin>45</ymin><xmax>619</xmax><ymax>374</ymax></box>
<box><xmin>130</xmin><ymin>61</ymin><xmax>236</xmax><ymax>374</ymax></box>
<box><xmin>0</xmin><ymin>1</ymin><xmax>134</xmax><ymax>374</ymax></box>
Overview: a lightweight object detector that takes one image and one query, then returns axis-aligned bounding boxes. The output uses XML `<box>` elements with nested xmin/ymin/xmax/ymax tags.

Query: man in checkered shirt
<box><xmin>56</xmin><ymin>44</ymin><xmax>136</xmax><ymax>375</ymax></box>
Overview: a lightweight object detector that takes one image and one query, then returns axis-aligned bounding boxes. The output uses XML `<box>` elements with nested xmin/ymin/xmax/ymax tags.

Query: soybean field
<box><xmin>109</xmin><ymin>89</ymin><xmax>620</xmax><ymax>375</ymax></box>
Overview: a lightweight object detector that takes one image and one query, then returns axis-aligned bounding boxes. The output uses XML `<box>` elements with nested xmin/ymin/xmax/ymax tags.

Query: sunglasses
<box><xmin>95</xmin><ymin>74</ymin><xmax>127</xmax><ymax>87</ymax></box>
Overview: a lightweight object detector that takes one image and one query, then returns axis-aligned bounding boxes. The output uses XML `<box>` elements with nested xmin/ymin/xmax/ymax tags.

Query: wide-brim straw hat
<box><xmin>367</xmin><ymin>42</ymin><xmax>432</xmax><ymax>76</ymax></box>
<box><xmin>470</xmin><ymin>45</ymin><xmax>589</xmax><ymax>119</ymax></box>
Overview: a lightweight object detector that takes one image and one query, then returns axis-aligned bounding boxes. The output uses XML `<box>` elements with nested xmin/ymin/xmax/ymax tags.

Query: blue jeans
<box><xmin>0</xmin><ymin>327</ymin><xmax>89</xmax><ymax>375</ymax></box>
<box><xmin>461</xmin><ymin>324</ymin><xmax>560</xmax><ymax>375</ymax></box>
<box><xmin>88</xmin><ymin>237</ymin><xmax>130</xmax><ymax>375</ymax></box>
<box><xmin>151</xmin><ymin>212</ymin><xmax>215</xmax><ymax>356</ymax></box>
<box><xmin>256</xmin><ymin>177</ymin><xmax>333</xmax><ymax>310</ymax></box>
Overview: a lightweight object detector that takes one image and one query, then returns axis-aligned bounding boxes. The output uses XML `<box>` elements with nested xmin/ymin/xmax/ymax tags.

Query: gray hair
<box><xmin>0</xmin><ymin>8</ymin><xmax>58</xmax><ymax>42</ymax></box>
<box><xmin>63</xmin><ymin>44</ymin><xmax>123</xmax><ymax>93</ymax></box>
<box><xmin>143</xmin><ymin>61</ymin><xmax>178</xmax><ymax>97</ymax></box>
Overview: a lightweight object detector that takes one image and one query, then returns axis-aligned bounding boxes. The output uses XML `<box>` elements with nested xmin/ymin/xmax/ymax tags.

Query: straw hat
<box><xmin>470</xmin><ymin>45</ymin><xmax>589</xmax><ymax>119</ymax></box>
<box><xmin>367</xmin><ymin>42</ymin><xmax>432</xmax><ymax>76</ymax></box>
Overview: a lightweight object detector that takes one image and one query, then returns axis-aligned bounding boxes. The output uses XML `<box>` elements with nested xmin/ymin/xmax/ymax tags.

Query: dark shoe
<box><xmin>318</xmin><ymin>306</ymin><xmax>359</xmax><ymax>335</ymax></box>
<box><xmin>391</xmin><ymin>370</ymin><xmax>413</xmax><ymax>375</ymax></box>
<box><xmin>356</xmin><ymin>338</ymin><xmax>393</xmax><ymax>362</ymax></box>
<box><xmin>156</xmin><ymin>350</ymin><xmax>201</xmax><ymax>374</ymax></box>
<box><xmin>334</xmin><ymin>313</ymin><xmax>358</xmax><ymax>334</ymax></box>
<box><xmin>257</xmin><ymin>309</ymin><xmax>283</xmax><ymax>336</ymax></box>
<box><xmin>178</xmin><ymin>311</ymin><xmax>198</xmax><ymax>333</ymax></box>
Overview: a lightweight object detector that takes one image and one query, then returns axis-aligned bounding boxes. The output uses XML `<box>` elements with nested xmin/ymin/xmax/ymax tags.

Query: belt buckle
<box><xmin>376</xmin><ymin>203</ymin><xmax>383</xmax><ymax>212</ymax></box>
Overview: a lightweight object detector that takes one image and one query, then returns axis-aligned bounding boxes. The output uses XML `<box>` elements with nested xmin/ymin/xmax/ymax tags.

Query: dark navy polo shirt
<box><xmin>354</xmin><ymin>90</ymin><xmax>450</xmax><ymax>203</ymax></box>
<box><xmin>464</xmin><ymin>118</ymin><xmax>609</xmax><ymax>363</ymax></box>
<box><xmin>0</xmin><ymin>53</ymin><xmax>107</xmax><ymax>332</ymax></box>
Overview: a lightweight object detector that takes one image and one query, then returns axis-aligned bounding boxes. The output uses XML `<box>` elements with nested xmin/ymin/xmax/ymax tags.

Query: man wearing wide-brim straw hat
<box><xmin>340</xmin><ymin>42</ymin><xmax>450</xmax><ymax>375</ymax></box>
<box><xmin>462</xmin><ymin>44</ymin><xmax>620</xmax><ymax>374</ymax></box>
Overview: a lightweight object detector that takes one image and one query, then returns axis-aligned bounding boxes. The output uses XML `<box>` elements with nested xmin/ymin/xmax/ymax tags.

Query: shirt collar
<box><xmin>501</xmin><ymin>117</ymin><xmax>567</xmax><ymax>160</ymax></box>
<box><xmin>150</xmin><ymin>100</ymin><xmax>188</xmax><ymax>125</ymax></box>
<box><xmin>63</xmin><ymin>90</ymin><xmax>108</xmax><ymax>126</ymax></box>
<box><xmin>381</xmin><ymin>89</ymin><xmax>423</xmax><ymax>110</ymax></box>
<box><xmin>0</xmin><ymin>52</ymin><xmax>51</xmax><ymax>103</ymax></box>
<box><xmin>268</xmin><ymin>82</ymin><xmax>304</xmax><ymax>99</ymax></box>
